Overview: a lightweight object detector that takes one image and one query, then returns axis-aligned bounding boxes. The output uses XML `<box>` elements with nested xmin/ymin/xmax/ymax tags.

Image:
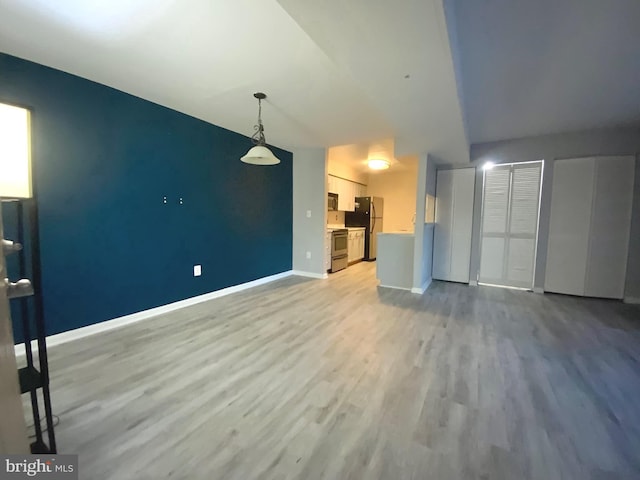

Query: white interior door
<box><xmin>480</xmin><ymin>162</ymin><xmax>542</xmax><ymax>289</ymax></box>
<box><xmin>433</xmin><ymin>168</ymin><xmax>474</xmax><ymax>283</ymax></box>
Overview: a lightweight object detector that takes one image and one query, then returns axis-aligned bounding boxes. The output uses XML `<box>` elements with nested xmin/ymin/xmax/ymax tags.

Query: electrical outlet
<box><xmin>193</xmin><ymin>265</ymin><xmax>202</xmax><ymax>277</ymax></box>
<box><xmin>306</xmin><ymin>210</ymin><xmax>312</xmax><ymax>218</ymax></box>
<box><xmin>306</xmin><ymin>251</ymin><xmax>311</xmax><ymax>259</ymax></box>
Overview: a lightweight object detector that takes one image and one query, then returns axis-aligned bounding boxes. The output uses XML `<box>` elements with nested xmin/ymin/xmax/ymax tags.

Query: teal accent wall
<box><xmin>0</xmin><ymin>53</ymin><xmax>292</xmax><ymax>340</ymax></box>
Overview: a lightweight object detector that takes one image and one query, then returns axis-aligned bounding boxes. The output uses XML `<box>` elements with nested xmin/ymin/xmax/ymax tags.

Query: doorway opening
<box><xmin>478</xmin><ymin>160</ymin><xmax>543</xmax><ymax>290</ymax></box>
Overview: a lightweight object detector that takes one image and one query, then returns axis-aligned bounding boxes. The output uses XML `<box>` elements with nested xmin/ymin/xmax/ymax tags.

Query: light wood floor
<box><xmin>28</xmin><ymin>262</ymin><xmax>640</xmax><ymax>479</ymax></box>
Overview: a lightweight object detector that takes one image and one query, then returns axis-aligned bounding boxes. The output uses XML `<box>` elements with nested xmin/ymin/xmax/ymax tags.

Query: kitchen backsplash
<box><xmin>327</xmin><ymin>210</ymin><xmax>345</xmax><ymax>225</ymax></box>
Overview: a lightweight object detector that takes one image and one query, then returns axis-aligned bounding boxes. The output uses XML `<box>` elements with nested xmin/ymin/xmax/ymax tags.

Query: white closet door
<box><xmin>507</xmin><ymin>163</ymin><xmax>542</xmax><ymax>285</ymax></box>
<box><xmin>479</xmin><ymin>166</ymin><xmax>510</xmax><ymax>282</ymax></box>
<box><xmin>584</xmin><ymin>156</ymin><xmax>635</xmax><ymax>298</ymax></box>
<box><xmin>433</xmin><ymin>168</ymin><xmax>474</xmax><ymax>283</ymax></box>
<box><xmin>479</xmin><ymin>162</ymin><xmax>542</xmax><ymax>289</ymax></box>
<box><xmin>450</xmin><ymin>169</ymin><xmax>475</xmax><ymax>282</ymax></box>
<box><xmin>545</xmin><ymin>158</ymin><xmax>595</xmax><ymax>296</ymax></box>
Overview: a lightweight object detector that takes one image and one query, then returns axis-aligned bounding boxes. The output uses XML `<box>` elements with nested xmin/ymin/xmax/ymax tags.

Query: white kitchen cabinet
<box><xmin>344</xmin><ymin>179</ymin><xmax>356</xmax><ymax>212</ymax></box>
<box><xmin>335</xmin><ymin>177</ymin><xmax>347</xmax><ymax>211</ymax></box>
<box><xmin>327</xmin><ymin>175</ymin><xmax>366</xmax><ymax>212</ymax></box>
<box><xmin>347</xmin><ymin>231</ymin><xmax>356</xmax><ymax>263</ymax></box>
<box><xmin>433</xmin><ymin>168</ymin><xmax>475</xmax><ymax>283</ymax></box>
<box><xmin>351</xmin><ymin>183</ymin><xmax>359</xmax><ymax>201</ymax></box>
<box><xmin>545</xmin><ymin>156</ymin><xmax>635</xmax><ymax>299</ymax></box>
<box><xmin>340</xmin><ymin>179</ymin><xmax>349</xmax><ymax>211</ymax></box>
<box><xmin>356</xmin><ymin>230</ymin><xmax>365</xmax><ymax>260</ymax></box>
<box><xmin>346</xmin><ymin>228</ymin><xmax>365</xmax><ymax>263</ymax></box>
<box><xmin>327</xmin><ymin>176</ymin><xmax>334</xmax><ymax>194</ymax></box>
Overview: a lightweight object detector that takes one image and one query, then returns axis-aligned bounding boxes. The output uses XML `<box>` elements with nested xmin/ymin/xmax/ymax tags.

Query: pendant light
<box><xmin>240</xmin><ymin>92</ymin><xmax>280</xmax><ymax>165</ymax></box>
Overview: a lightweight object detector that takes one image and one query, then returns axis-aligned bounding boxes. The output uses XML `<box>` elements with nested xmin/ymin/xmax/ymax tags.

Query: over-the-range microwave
<box><xmin>328</xmin><ymin>192</ymin><xmax>338</xmax><ymax>211</ymax></box>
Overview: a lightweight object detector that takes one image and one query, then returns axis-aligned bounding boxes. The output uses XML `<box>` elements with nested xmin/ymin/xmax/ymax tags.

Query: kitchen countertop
<box><xmin>326</xmin><ymin>226</ymin><xmax>366</xmax><ymax>233</ymax></box>
<box><xmin>378</xmin><ymin>231</ymin><xmax>414</xmax><ymax>236</ymax></box>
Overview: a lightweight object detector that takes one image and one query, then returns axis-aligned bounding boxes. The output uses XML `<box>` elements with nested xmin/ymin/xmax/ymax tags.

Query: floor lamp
<box><xmin>1</xmin><ymin>101</ymin><xmax>56</xmax><ymax>453</ymax></box>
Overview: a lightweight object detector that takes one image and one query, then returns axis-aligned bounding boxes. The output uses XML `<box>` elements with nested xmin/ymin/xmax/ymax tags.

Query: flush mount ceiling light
<box><xmin>368</xmin><ymin>158</ymin><xmax>390</xmax><ymax>170</ymax></box>
<box><xmin>240</xmin><ymin>92</ymin><xmax>280</xmax><ymax>165</ymax></box>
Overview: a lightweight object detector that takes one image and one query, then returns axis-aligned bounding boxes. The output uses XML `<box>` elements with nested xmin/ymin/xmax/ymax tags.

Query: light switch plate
<box><xmin>193</xmin><ymin>265</ymin><xmax>202</xmax><ymax>277</ymax></box>
<box><xmin>306</xmin><ymin>210</ymin><xmax>312</xmax><ymax>218</ymax></box>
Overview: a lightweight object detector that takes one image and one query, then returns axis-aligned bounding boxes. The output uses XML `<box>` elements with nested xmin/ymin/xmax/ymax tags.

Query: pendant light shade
<box><xmin>241</xmin><ymin>145</ymin><xmax>280</xmax><ymax>165</ymax></box>
<box><xmin>241</xmin><ymin>92</ymin><xmax>280</xmax><ymax>165</ymax></box>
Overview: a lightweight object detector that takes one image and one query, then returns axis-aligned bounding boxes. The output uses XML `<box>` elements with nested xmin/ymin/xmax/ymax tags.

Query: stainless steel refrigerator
<box><xmin>345</xmin><ymin>196</ymin><xmax>384</xmax><ymax>261</ymax></box>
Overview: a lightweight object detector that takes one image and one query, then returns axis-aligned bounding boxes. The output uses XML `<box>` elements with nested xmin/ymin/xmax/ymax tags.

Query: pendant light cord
<box><xmin>251</xmin><ymin>98</ymin><xmax>266</xmax><ymax>146</ymax></box>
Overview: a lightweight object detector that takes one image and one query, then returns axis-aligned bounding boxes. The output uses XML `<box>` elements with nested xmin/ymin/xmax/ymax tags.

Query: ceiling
<box><xmin>1</xmin><ymin>1</ymin><xmax>637</xmax><ymax>162</ymax></box>
<box><xmin>451</xmin><ymin>0</ymin><xmax>640</xmax><ymax>144</ymax></box>
<box><xmin>0</xmin><ymin>0</ymin><xmax>468</xmax><ymax>163</ymax></box>
<box><xmin>327</xmin><ymin>139</ymin><xmax>418</xmax><ymax>175</ymax></box>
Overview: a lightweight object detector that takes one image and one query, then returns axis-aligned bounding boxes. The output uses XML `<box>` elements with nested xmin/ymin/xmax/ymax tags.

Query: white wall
<box><xmin>327</xmin><ymin>145</ymin><xmax>369</xmax><ymax>184</ymax></box>
<box><xmin>469</xmin><ymin>127</ymin><xmax>640</xmax><ymax>298</ymax></box>
<box><xmin>625</xmin><ymin>155</ymin><xmax>640</xmax><ymax>301</ymax></box>
<box><xmin>367</xmin><ymin>160</ymin><xmax>418</xmax><ymax>233</ymax></box>
<box><xmin>292</xmin><ymin>148</ymin><xmax>327</xmax><ymax>276</ymax></box>
<box><xmin>412</xmin><ymin>154</ymin><xmax>437</xmax><ymax>292</ymax></box>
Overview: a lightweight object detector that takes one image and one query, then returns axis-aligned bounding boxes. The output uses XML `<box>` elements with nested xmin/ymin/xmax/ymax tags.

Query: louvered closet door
<box><xmin>479</xmin><ymin>162</ymin><xmax>542</xmax><ymax>289</ymax></box>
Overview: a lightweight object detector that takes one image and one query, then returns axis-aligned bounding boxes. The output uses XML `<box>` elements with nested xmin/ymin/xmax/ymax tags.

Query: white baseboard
<box><xmin>469</xmin><ymin>280</ymin><xmax>478</xmax><ymax>287</ymax></box>
<box><xmin>411</xmin><ymin>277</ymin><xmax>432</xmax><ymax>294</ymax></box>
<box><xmin>15</xmin><ymin>270</ymin><xmax>293</xmax><ymax>357</ymax></box>
<box><xmin>533</xmin><ymin>287</ymin><xmax>544</xmax><ymax>294</ymax></box>
<box><xmin>292</xmin><ymin>270</ymin><xmax>328</xmax><ymax>279</ymax></box>
<box><xmin>624</xmin><ymin>296</ymin><xmax>640</xmax><ymax>305</ymax></box>
<box><xmin>379</xmin><ymin>284</ymin><xmax>411</xmax><ymax>291</ymax></box>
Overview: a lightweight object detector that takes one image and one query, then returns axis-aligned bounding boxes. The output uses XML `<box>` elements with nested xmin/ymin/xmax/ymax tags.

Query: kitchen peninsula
<box><xmin>376</xmin><ymin>232</ymin><xmax>415</xmax><ymax>289</ymax></box>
